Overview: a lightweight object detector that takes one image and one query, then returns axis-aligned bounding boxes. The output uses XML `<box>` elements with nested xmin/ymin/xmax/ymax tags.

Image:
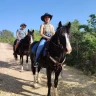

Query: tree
<box><xmin>87</xmin><ymin>14</ymin><xmax>96</xmax><ymax>32</ymax></box>
<box><xmin>0</xmin><ymin>30</ymin><xmax>14</xmax><ymax>38</ymax></box>
<box><xmin>66</xmin><ymin>17</ymin><xmax>96</xmax><ymax>75</ymax></box>
<box><xmin>69</xmin><ymin>20</ymin><xmax>82</xmax><ymax>60</ymax></box>
<box><xmin>70</xmin><ymin>19</ymin><xmax>80</xmax><ymax>33</ymax></box>
<box><xmin>79</xmin><ymin>24</ymin><xmax>93</xmax><ymax>32</ymax></box>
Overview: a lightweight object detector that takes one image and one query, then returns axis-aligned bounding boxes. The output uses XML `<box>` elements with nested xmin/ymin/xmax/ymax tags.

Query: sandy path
<box><xmin>0</xmin><ymin>43</ymin><xmax>96</xmax><ymax>96</ymax></box>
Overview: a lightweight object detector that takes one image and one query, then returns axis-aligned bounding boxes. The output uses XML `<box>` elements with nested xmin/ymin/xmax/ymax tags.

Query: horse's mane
<box><xmin>20</xmin><ymin>35</ymin><xmax>30</xmax><ymax>45</ymax></box>
<box><xmin>50</xmin><ymin>25</ymin><xmax>60</xmax><ymax>43</ymax></box>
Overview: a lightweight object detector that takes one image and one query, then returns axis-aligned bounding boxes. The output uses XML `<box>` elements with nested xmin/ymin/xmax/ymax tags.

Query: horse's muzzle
<box><xmin>66</xmin><ymin>48</ymin><xmax>72</xmax><ymax>54</ymax></box>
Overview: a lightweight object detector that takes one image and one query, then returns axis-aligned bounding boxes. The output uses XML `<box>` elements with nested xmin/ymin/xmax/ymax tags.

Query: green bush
<box><xmin>0</xmin><ymin>36</ymin><xmax>16</xmax><ymax>45</ymax></box>
<box><xmin>66</xmin><ymin>32</ymin><xmax>96</xmax><ymax>75</ymax></box>
<box><xmin>34</xmin><ymin>32</ymin><xmax>41</xmax><ymax>41</ymax></box>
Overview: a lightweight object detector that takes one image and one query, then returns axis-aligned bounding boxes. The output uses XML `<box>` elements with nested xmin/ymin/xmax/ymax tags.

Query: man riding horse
<box><xmin>13</xmin><ymin>23</ymin><xmax>27</xmax><ymax>55</ymax></box>
<box><xmin>13</xmin><ymin>23</ymin><xmax>34</xmax><ymax>71</ymax></box>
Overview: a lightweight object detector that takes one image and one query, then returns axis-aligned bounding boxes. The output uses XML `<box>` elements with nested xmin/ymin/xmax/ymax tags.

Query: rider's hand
<box><xmin>47</xmin><ymin>37</ymin><xmax>51</xmax><ymax>41</ymax></box>
<box><xmin>17</xmin><ymin>37</ymin><xmax>21</xmax><ymax>40</ymax></box>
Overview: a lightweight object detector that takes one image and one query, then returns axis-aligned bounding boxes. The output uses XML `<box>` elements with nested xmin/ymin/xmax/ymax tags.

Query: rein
<box><xmin>48</xmin><ymin>40</ymin><xmax>66</xmax><ymax>70</ymax></box>
<box><xmin>50</xmin><ymin>40</ymin><xmax>64</xmax><ymax>50</ymax></box>
<box><xmin>48</xmin><ymin>52</ymin><xmax>66</xmax><ymax>70</ymax></box>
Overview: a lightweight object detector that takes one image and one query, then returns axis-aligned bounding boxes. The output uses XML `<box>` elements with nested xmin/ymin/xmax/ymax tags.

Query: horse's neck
<box><xmin>21</xmin><ymin>36</ymin><xmax>30</xmax><ymax>45</ymax></box>
<box><xmin>49</xmin><ymin>35</ymin><xmax>64</xmax><ymax>58</ymax></box>
<box><xmin>51</xmin><ymin>34</ymin><xmax>58</xmax><ymax>44</ymax></box>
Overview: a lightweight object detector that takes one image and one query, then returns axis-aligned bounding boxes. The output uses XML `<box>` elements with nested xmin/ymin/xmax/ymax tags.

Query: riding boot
<box><xmin>34</xmin><ymin>59</ymin><xmax>39</xmax><ymax>67</ymax></box>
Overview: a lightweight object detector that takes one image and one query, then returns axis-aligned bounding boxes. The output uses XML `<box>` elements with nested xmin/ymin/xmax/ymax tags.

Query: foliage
<box><xmin>0</xmin><ymin>30</ymin><xmax>14</xmax><ymax>38</ymax></box>
<box><xmin>0</xmin><ymin>36</ymin><xmax>16</xmax><ymax>45</ymax></box>
<box><xmin>87</xmin><ymin>14</ymin><xmax>96</xmax><ymax>32</ymax></box>
<box><xmin>0</xmin><ymin>30</ymin><xmax>15</xmax><ymax>44</ymax></box>
<box><xmin>34</xmin><ymin>30</ymin><xmax>41</xmax><ymax>41</ymax></box>
<box><xmin>66</xmin><ymin>16</ymin><xmax>96</xmax><ymax>75</ymax></box>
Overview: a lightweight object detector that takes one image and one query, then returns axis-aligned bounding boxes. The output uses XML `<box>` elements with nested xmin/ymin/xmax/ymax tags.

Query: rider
<box><xmin>14</xmin><ymin>23</ymin><xmax>27</xmax><ymax>55</ymax></box>
<box><xmin>34</xmin><ymin>13</ymin><xmax>55</xmax><ymax>67</ymax></box>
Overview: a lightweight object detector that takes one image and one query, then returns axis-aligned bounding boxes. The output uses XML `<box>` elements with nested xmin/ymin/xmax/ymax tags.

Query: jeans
<box><xmin>36</xmin><ymin>38</ymin><xmax>46</xmax><ymax>60</ymax></box>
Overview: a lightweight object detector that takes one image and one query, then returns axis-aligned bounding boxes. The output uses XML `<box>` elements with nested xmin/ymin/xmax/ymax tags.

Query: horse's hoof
<box><xmin>36</xmin><ymin>78</ymin><xmax>41</xmax><ymax>83</ymax></box>
<box><xmin>19</xmin><ymin>70</ymin><xmax>23</xmax><ymax>72</ymax></box>
<box><xmin>26</xmin><ymin>69</ymin><xmax>29</xmax><ymax>71</ymax></box>
<box><xmin>26</xmin><ymin>65</ymin><xmax>29</xmax><ymax>71</ymax></box>
<box><xmin>47</xmin><ymin>94</ymin><xmax>51</xmax><ymax>96</ymax></box>
<box><xmin>26</xmin><ymin>60</ymin><xmax>28</xmax><ymax>63</ymax></box>
<box><xmin>33</xmin><ymin>83</ymin><xmax>38</xmax><ymax>88</ymax></box>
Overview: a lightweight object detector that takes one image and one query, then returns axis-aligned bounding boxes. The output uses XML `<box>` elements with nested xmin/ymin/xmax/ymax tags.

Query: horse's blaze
<box><xmin>65</xmin><ymin>33</ymin><xmax>72</xmax><ymax>54</ymax></box>
<box><xmin>30</xmin><ymin>36</ymin><xmax>33</xmax><ymax>44</ymax></box>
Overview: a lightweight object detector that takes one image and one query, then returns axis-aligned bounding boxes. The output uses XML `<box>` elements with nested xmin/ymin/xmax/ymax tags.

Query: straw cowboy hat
<box><xmin>20</xmin><ymin>23</ymin><xmax>27</xmax><ymax>27</ymax></box>
<box><xmin>41</xmin><ymin>13</ymin><xmax>53</xmax><ymax>21</ymax></box>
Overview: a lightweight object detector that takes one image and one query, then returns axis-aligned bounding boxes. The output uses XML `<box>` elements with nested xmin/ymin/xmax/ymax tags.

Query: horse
<box><xmin>13</xmin><ymin>29</ymin><xmax>34</xmax><ymax>71</ymax></box>
<box><xmin>30</xmin><ymin>21</ymin><xmax>72</xmax><ymax>96</ymax></box>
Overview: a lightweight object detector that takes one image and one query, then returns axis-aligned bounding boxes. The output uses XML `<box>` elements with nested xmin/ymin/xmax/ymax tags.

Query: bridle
<box><xmin>48</xmin><ymin>27</ymin><xmax>68</xmax><ymax>70</ymax></box>
<box><xmin>48</xmin><ymin>52</ymin><xmax>66</xmax><ymax>70</ymax></box>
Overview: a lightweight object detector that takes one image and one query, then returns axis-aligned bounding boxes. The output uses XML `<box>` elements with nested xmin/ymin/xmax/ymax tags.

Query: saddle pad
<box><xmin>31</xmin><ymin>41</ymin><xmax>50</xmax><ymax>56</ymax></box>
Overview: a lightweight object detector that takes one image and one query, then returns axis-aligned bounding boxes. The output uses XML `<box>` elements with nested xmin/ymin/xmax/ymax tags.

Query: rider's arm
<box><xmin>51</xmin><ymin>25</ymin><xmax>55</xmax><ymax>35</ymax></box>
<box><xmin>16</xmin><ymin>30</ymin><xmax>20</xmax><ymax>40</ymax></box>
<box><xmin>25</xmin><ymin>31</ymin><xmax>27</xmax><ymax>35</ymax></box>
<box><xmin>40</xmin><ymin>24</ymin><xmax>50</xmax><ymax>40</ymax></box>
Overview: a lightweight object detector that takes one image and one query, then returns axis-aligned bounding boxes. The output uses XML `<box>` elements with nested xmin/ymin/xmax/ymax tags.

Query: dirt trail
<box><xmin>0</xmin><ymin>43</ymin><xmax>96</xmax><ymax>96</ymax></box>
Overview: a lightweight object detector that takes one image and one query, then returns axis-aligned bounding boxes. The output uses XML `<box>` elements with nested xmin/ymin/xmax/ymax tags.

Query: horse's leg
<box><xmin>36</xmin><ymin>66</ymin><xmax>41</xmax><ymax>83</ymax></box>
<box><xmin>13</xmin><ymin>45</ymin><xmax>18</xmax><ymax>60</ymax></box>
<box><xmin>26</xmin><ymin>55</ymin><xmax>29</xmax><ymax>71</ymax></box>
<box><xmin>54</xmin><ymin>68</ymin><xmax>62</xmax><ymax>96</ymax></box>
<box><xmin>20</xmin><ymin>55</ymin><xmax>23</xmax><ymax>72</ymax></box>
<box><xmin>47</xmin><ymin>68</ymin><xmax>52</xmax><ymax>96</ymax></box>
<box><xmin>26</xmin><ymin>55</ymin><xmax>28</xmax><ymax>63</ymax></box>
<box><xmin>30</xmin><ymin>54</ymin><xmax>37</xmax><ymax>87</ymax></box>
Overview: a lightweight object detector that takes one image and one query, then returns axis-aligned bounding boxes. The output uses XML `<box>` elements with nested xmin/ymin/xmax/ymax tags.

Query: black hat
<box><xmin>41</xmin><ymin>13</ymin><xmax>53</xmax><ymax>21</ymax></box>
<box><xmin>20</xmin><ymin>23</ymin><xmax>27</xmax><ymax>27</ymax></box>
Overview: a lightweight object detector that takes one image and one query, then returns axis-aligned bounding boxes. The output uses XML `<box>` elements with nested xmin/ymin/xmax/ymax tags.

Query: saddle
<box><xmin>42</xmin><ymin>41</ymin><xmax>50</xmax><ymax>56</ymax></box>
<box><xmin>32</xmin><ymin>40</ymin><xmax>50</xmax><ymax>57</ymax></box>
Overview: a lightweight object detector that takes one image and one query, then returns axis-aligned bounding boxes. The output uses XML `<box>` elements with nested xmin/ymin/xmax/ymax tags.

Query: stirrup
<box><xmin>34</xmin><ymin>62</ymin><xmax>39</xmax><ymax>67</ymax></box>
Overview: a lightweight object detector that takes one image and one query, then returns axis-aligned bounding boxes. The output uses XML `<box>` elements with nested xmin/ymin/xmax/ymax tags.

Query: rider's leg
<box><xmin>34</xmin><ymin>39</ymin><xmax>46</xmax><ymax>67</ymax></box>
<box><xmin>14</xmin><ymin>40</ymin><xmax>20</xmax><ymax>54</ymax></box>
<box><xmin>15</xmin><ymin>42</ymin><xmax>19</xmax><ymax>51</ymax></box>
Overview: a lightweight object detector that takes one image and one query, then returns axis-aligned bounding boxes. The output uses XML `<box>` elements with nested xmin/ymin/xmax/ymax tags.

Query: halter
<box><xmin>48</xmin><ymin>31</ymin><xmax>67</xmax><ymax>70</ymax></box>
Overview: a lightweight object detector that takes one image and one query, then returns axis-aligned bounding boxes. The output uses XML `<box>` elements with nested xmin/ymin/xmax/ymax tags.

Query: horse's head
<box><xmin>27</xmin><ymin>29</ymin><xmax>34</xmax><ymax>44</ymax></box>
<box><xmin>56</xmin><ymin>21</ymin><xmax>72</xmax><ymax>54</ymax></box>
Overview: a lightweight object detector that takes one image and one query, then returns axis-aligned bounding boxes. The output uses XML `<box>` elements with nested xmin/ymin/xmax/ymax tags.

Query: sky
<box><xmin>0</xmin><ymin>0</ymin><xmax>96</xmax><ymax>36</ymax></box>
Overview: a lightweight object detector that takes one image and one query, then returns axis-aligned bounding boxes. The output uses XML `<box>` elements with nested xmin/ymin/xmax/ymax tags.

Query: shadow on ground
<box><xmin>0</xmin><ymin>73</ymin><xmax>46</xmax><ymax>96</ymax></box>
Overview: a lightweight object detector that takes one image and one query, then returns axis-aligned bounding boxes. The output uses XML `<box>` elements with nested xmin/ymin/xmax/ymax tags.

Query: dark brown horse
<box><xmin>30</xmin><ymin>21</ymin><xmax>72</xmax><ymax>96</ymax></box>
<box><xmin>13</xmin><ymin>29</ymin><xmax>34</xmax><ymax>71</ymax></box>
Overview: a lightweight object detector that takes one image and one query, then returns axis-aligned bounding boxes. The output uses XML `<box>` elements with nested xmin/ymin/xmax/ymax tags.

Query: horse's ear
<box><xmin>67</xmin><ymin>22</ymin><xmax>71</xmax><ymax>28</ymax></box>
<box><xmin>58</xmin><ymin>21</ymin><xmax>62</xmax><ymax>28</ymax></box>
<box><xmin>28</xmin><ymin>29</ymin><xmax>30</xmax><ymax>32</ymax></box>
<box><xmin>32</xmin><ymin>30</ymin><xmax>34</xmax><ymax>33</ymax></box>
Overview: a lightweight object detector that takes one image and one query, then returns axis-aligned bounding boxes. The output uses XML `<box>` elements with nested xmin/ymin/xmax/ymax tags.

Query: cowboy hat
<box><xmin>41</xmin><ymin>13</ymin><xmax>53</xmax><ymax>21</ymax></box>
<box><xmin>20</xmin><ymin>23</ymin><xmax>27</xmax><ymax>27</ymax></box>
